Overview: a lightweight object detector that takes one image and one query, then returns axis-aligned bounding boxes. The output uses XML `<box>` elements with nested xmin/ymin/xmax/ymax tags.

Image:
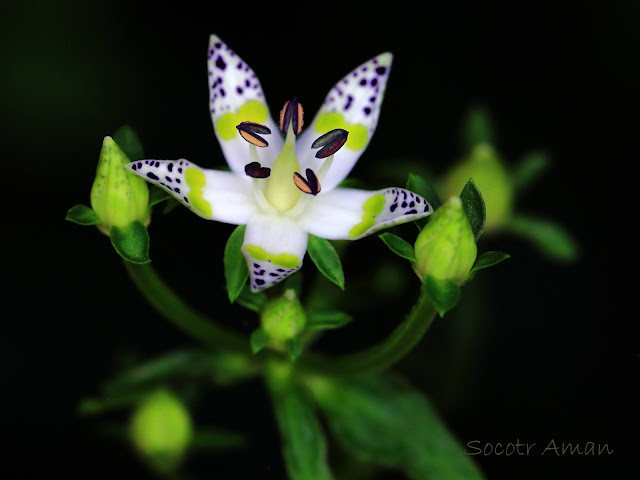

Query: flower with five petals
<box><xmin>126</xmin><ymin>35</ymin><xmax>433</xmax><ymax>291</ymax></box>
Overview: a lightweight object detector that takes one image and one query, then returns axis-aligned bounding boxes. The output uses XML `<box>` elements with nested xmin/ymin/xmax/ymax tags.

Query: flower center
<box><xmin>264</xmin><ymin>124</ymin><xmax>302</xmax><ymax>212</ymax></box>
<box><xmin>236</xmin><ymin>100</ymin><xmax>350</xmax><ymax>214</ymax></box>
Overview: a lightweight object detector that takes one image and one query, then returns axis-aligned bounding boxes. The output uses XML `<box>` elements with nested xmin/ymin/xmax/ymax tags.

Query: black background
<box><xmin>2</xmin><ymin>0</ymin><xmax>638</xmax><ymax>479</ymax></box>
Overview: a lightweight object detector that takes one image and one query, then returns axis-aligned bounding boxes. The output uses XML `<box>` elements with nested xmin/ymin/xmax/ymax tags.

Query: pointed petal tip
<box><xmin>209</xmin><ymin>34</ymin><xmax>221</xmax><ymax>45</ymax></box>
<box><xmin>376</xmin><ymin>52</ymin><xmax>393</xmax><ymax>67</ymax></box>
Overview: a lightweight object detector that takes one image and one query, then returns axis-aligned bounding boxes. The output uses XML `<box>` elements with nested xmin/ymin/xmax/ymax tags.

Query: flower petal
<box><xmin>295</xmin><ymin>53</ymin><xmax>393</xmax><ymax>190</ymax></box>
<box><xmin>242</xmin><ymin>215</ymin><xmax>308</xmax><ymax>292</ymax></box>
<box><xmin>298</xmin><ymin>187</ymin><xmax>432</xmax><ymax>240</ymax></box>
<box><xmin>208</xmin><ymin>35</ymin><xmax>283</xmax><ymax>174</ymax></box>
<box><xmin>125</xmin><ymin>159</ymin><xmax>254</xmax><ymax>224</ymax></box>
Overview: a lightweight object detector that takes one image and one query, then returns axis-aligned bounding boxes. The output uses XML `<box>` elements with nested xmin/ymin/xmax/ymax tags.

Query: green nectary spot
<box><xmin>215</xmin><ymin>100</ymin><xmax>269</xmax><ymax>140</ymax></box>
<box><xmin>349</xmin><ymin>194</ymin><xmax>385</xmax><ymax>238</ymax></box>
<box><xmin>315</xmin><ymin>112</ymin><xmax>346</xmax><ymax>132</ymax></box>
<box><xmin>314</xmin><ymin>113</ymin><xmax>368</xmax><ymax>151</ymax></box>
<box><xmin>244</xmin><ymin>245</ymin><xmax>300</xmax><ymax>269</ymax></box>
<box><xmin>346</xmin><ymin>124</ymin><xmax>368</xmax><ymax>150</ymax></box>
<box><xmin>185</xmin><ymin>168</ymin><xmax>212</xmax><ymax>217</ymax></box>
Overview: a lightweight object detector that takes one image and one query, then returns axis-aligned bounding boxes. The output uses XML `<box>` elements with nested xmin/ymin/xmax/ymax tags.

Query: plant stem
<box><xmin>124</xmin><ymin>262</ymin><xmax>248</xmax><ymax>352</ymax></box>
<box><xmin>124</xmin><ymin>261</ymin><xmax>438</xmax><ymax>377</ymax></box>
<box><xmin>299</xmin><ymin>291</ymin><xmax>437</xmax><ymax>377</ymax></box>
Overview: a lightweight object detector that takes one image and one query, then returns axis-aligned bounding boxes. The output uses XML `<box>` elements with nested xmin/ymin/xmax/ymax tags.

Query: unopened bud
<box><xmin>414</xmin><ymin>197</ymin><xmax>477</xmax><ymax>285</ymax></box>
<box><xmin>130</xmin><ymin>390</ymin><xmax>192</xmax><ymax>473</ymax></box>
<box><xmin>261</xmin><ymin>289</ymin><xmax>306</xmax><ymax>341</ymax></box>
<box><xmin>90</xmin><ymin>137</ymin><xmax>150</xmax><ymax>234</ymax></box>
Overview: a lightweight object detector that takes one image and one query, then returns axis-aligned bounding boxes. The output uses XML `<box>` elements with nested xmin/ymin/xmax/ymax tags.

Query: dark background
<box><xmin>2</xmin><ymin>0</ymin><xmax>638</xmax><ymax>478</ymax></box>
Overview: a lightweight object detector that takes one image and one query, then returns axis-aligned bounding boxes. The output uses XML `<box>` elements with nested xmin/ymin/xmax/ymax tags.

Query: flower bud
<box><xmin>90</xmin><ymin>136</ymin><xmax>150</xmax><ymax>234</ymax></box>
<box><xmin>260</xmin><ymin>289</ymin><xmax>306</xmax><ymax>341</ymax></box>
<box><xmin>414</xmin><ymin>197</ymin><xmax>477</xmax><ymax>285</ymax></box>
<box><xmin>440</xmin><ymin>143</ymin><xmax>513</xmax><ymax>232</ymax></box>
<box><xmin>130</xmin><ymin>389</ymin><xmax>192</xmax><ymax>474</ymax></box>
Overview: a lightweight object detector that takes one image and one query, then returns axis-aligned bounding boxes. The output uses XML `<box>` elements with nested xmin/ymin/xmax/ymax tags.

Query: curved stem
<box><xmin>300</xmin><ymin>291</ymin><xmax>437</xmax><ymax>377</ymax></box>
<box><xmin>124</xmin><ymin>262</ymin><xmax>248</xmax><ymax>352</ymax></box>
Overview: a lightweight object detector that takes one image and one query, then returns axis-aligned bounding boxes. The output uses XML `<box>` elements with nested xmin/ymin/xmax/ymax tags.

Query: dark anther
<box><xmin>245</xmin><ymin>161</ymin><xmax>271</xmax><ymax>178</ymax></box>
<box><xmin>293</xmin><ymin>168</ymin><xmax>321</xmax><ymax>195</ymax></box>
<box><xmin>279</xmin><ymin>98</ymin><xmax>304</xmax><ymax>136</ymax></box>
<box><xmin>236</xmin><ymin>122</ymin><xmax>271</xmax><ymax>147</ymax></box>
<box><xmin>311</xmin><ymin>128</ymin><xmax>349</xmax><ymax>158</ymax></box>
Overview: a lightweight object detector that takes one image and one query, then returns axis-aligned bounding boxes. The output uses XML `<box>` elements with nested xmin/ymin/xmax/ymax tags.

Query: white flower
<box><xmin>126</xmin><ymin>35</ymin><xmax>433</xmax><ymax>292</ymax></box>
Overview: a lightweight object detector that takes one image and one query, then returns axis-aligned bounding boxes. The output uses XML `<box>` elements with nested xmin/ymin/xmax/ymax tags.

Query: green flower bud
<box><xmin>261</xmin><ymin>289</ymin><xmax>306</xmax><ymax>341</ymax></box>
<box><xmin>130</xmin><ymin>389</ymin><xmax>192</xmax><ymax>474</ymax></box>
<box><xmin>414</xmin><ymin>197</ymin><xmax>477</xmax><ymax>285</ymax></box>
<box><xmin>441</xmin><ymin>143</ymin><xmax>513</xmax><ymax>232</ymax></box>
<box><xmin>90</xmin><ymin>136</ymin><xmax>150</xmax><ymax>235</ymax></box>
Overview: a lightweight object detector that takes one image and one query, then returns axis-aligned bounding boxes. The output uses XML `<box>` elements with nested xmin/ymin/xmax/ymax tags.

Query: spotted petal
<box><xmin>295</xmin><ymin>53</ymin><xmax>393</xmax><ymax>191</ymax></box>
<box><xmin>125</xmin><ymin>159</ymin><xmax>254</xmax><ymax>224</ymax></box>
<box><xmin>208</xmin><ymin>35</ymin><xmax>283</xmax><ymax>174</ymax></box>
<box><xmin>242</xmin><ymin>215</ymin><xmax>308</xmax><ymax>292</ymax></box>
<box><xmin>298</xmin><ymin>187</ymin><xmax>432</xmax><ymax>240</ymax></box>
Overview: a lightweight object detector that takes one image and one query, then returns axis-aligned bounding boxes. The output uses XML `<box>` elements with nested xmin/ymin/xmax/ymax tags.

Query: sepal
<box><xmin>65</xmin><ymin>204</ymin><xmax>99</xmax><ymax>225</ymax></box>
<box><xmin>110</xmin><ymin>221</ymin><xmax>151</xmax><ymax>264</ymax></box>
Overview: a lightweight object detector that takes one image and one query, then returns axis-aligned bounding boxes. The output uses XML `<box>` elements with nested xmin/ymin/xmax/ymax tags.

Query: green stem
<box><xmin>124</xmin><ymin>262</ymin><xmax>248</xmax><ymax>352</ymax></box>
<box><xmin>300</xmin><ymin>291</ymin><xmax>437</xmax><ymax>377</ymax></box>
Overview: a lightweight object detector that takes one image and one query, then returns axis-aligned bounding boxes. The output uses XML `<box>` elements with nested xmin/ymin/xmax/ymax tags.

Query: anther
<box><xmin>279</xmin><ymin>98</ymin><xmax>304</xmax><ymax>136</ymax></box>
<box><xmin>236</xmin><ymin>122</ymin><xmax>271</xmax><ymax>148</ymax></box>
<box><xmin>293</xmin><ymin>168</ymin><xmax>321</xmax><ymax>195</ymax></box>
<box><xmin>311</xmin><ymin>129</ymin><xmax>349</xmax><ymax>158</ymax></box>
<box><xmin>245</xmin><ymin>161</ymin><xmax>271</xmax><ymax>178</ymax></box>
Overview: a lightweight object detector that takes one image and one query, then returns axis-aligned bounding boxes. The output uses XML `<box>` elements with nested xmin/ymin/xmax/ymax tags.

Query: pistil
<box><xmin>264</xmin><ymin>123</ymin><xmax>302</xmax><ymax>212</ymax></box>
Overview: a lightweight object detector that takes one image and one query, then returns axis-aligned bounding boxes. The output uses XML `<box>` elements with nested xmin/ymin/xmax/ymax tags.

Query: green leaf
<box><xmin>148</xmin><ymin>185</ymin><xmax>172</xmax><ymax>207</ymax></box>
<box><xmin>235</xmin><ymin>284</ymin><xmax>268</xmax><ymax>312</ymax></box>
<box><xmin>250</xmin><ymin>328</ymin><xmax>269</xmax><ymax>354</ymax></box>
<box><xmin>471</xmin><ymin>251</ymin><xmax>510</xmax><ymax>273</ymax></box>
<box><xmin>224</xmin><ymin>225</ymin><xmax>249</xmax><ymax>302</ymax></box>
<box><xmin>104</xmin><ymin>350</ymin><xmax>210</xmax><ymax>394</ymax></box>
<box><xmin>460</xmin><ymin>179</ymin><xmax>486</xmax><ymax>241</ymax></box>
<box><xmin>78</xmin><ymin>391</ymin><xmax>148</xmax><ymax>415</ymax></box>
<box><xmin>506</xmin><ymin>215</ymin><xmax>578</xmax><ymax>262</ymax></box>
<box><xmin>287</xmin><ymin>337</ymin><xmax>303</xmax><ymax>361</ymax></box>
<box><xmin>307</xmin><ymin>310</ymin><xmax>353</xmax><ymax>330</ymax></box>
<box><xmin>423</xmin><ymin>274</ymin><xmax>461</xmax><ymax>317</ymax></box>
<box><xmin>461</xmin><ymin>104</ymin><xmax>495</xmax><ymax>150</ymax></box>
<box><xmin>191</xmin><ymin>428</ymin><xmax>246</xmax><ymax>451</ymax></box>
<box><xmin>110</xmin><ymin>221</ymin><xmax>150</xmax><ymax>264</ymax></box>
<box><xmin>113</xmin><ymin>125</ymin><xmax>144</xmax><ymax>161</ymax></box>
<box><xmin>266</xmin><ymin>362</ymin><xmax>334</xmax><ymax>480</ymax></box>
<box><xmin>308</xmin><ymin>374</ymin><xmax>484</xmax><ymax>480</ymax></box>
<box><xmin>406</xmin><ymin>172</ymin><xmax>442</xmax><ymax>210</ymax></box>
<box><xmin>511</xmin><ymin>151</ymin><xmax>549</xmax><ymax>194</ymax></box>
<box><xmin>379</xmin><ymin>233</ymin><xmax>416</xmax><ymax>262</ymax></box>
<box><xmin>65</xmin><ymin>204</ymin><xmax>99</xmax><ymax>225</ymax></box>
<box><xmin>307</xmin><ymin>235</ymin><xmax>345</xmax><ymax>290</ymax></box>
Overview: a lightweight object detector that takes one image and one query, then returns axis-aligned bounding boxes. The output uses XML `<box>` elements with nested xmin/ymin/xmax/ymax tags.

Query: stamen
<box><xmin>279</xmin><ymin>98</ymin><xmax>304</xmax><ymax>136</ymax></box>
<box><xmin>293</xmin><ymin>168</ymin><xmax>321</xmax><ymax>195</ymax></box>
<box><xmin>311</xmin><ymin>128</ymin><xmax>349</xmax><ymax>158</ymax></box>
<box><xmin>236</xmin><ymin>121</ymin><xmax>271</xmax><ymax>147</ymax></box>
<box><xmin>245</xmin><ymin>161</ymin><xmax>271</xmax><ymax>178</ymax></box>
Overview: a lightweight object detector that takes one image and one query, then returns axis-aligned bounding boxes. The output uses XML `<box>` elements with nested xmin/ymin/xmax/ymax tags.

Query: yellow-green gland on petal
<box><xmin>260</xmin><ymin>289</ymin><xmax>306</xmax><ymax>341</ymax></box>
<box><xmin>130</xmin><ymin>389</ymin><xmax>193</xmax><ymax>474</ymax></box>
<box><xmin>90</xmin><ymin>136</ymin><xmax>150</xmax><ymax>235</ymax></box>
<box><xmin>440</xmin><ymin>143</ymin><xmax>513</xmax><ymax>232</ymax></box>
<box><xmin>414</xmin><ymin>197</ymin><xmax>477</xmax><ymax>285</ymax></box>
